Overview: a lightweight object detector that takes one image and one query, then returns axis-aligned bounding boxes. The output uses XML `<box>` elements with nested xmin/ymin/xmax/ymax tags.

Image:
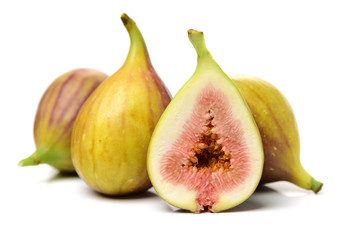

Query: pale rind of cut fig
<box><xmin>147</xmin><ymin>30</ymin><xmax>264</xmax><ymax>213</ymax></box>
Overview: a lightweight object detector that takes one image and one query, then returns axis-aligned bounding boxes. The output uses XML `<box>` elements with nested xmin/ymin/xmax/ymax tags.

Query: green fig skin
<box><xmin>71</xmin><ymin>14</ymin><xmax>172</xmax><ymax>195</ymax></box>
<box><xmin>18</xmin><ymin>68</ymin><xmax>107</xmax><ymax>172</ymax></box>
<box><xmin>232</xmin><ymin>75</ymin><xmax>323</xmax><ymax>193</ymax></box>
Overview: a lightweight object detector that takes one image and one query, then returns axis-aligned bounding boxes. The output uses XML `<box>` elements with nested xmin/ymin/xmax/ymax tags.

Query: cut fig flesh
<box><xmin>147</xmin><ymin>30</ymin><xmax>264</xmax><ymax>213</ymax></box>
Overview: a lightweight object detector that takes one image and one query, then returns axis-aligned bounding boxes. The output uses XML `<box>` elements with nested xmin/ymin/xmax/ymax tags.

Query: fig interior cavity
<box><xmin>185</xmin><ymin>109</ymin><xmax>232</xmax><ymax>172</ymax></box>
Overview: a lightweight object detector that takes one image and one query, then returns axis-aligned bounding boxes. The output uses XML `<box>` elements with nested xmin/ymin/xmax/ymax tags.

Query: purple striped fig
<box><xmin>71</xmin><ymin>14</ymin><xmax>172</xmax><ymax>195</ymax></box>
<box><xmin>18</xmin><ymin>69</ymin><xmax>108</xmax><ymax>172</ymax></box>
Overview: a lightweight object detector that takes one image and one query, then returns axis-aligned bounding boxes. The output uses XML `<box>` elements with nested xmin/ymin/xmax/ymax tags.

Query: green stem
<box><xmin>121</xmin><ymin>13</ymin><xmax>149</xmax><ymax>64</ymax></box>
<box><xmin>188</xmin><ymin>29</ymin><xmax>211</xmax><ymax>58</ymax></box>
<box><xmin>18</xmin><ymin>147</ymin><xmax>67</xmax><ymax>168</ymax></box>
<box><xmin>291</xmin><ymin>166</ymin><xmax>323</xmax><ymax>193</ymax></box>
<box><xmin>187</xmin><ymin>29</ymin><xmax>220</xmax><ymax>74</ymax></box>
<box><xmin>18</xmin><ymin>152</ymin><xmax>40</xmax><ymax>166</ymax></box>
<box><xmin>310</xmin><ymin>178</ymin><xmax>323</xmax><ymax>193</ymax></box>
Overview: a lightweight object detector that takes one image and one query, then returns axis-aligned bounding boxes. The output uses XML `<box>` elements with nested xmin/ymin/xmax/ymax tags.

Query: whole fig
<box><xmin>71</xmin><ymin>14</ymin><xmax>171</xmax><ymax>195</ymax></box>
<box><xmin>18</xmin><ymin>68</ymin><xmax>107</xmax><ymax>172</ymax></box>
<box><xmin>232</xmin><ymin>75</ymin><xmax>323</xmax><ymax>193</ymax></box>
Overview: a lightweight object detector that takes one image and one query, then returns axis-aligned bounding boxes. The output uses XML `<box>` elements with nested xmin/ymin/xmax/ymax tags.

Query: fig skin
<box><xmin>18</xmin><ymin>68</ymin><xmax>107</xmax><ymax>172</ymax></box>
<box><xmin>71</xmin><ymin>14</ymin><xmax>171</xmax><ymax>195</ymax></box>
<box><xmin>232</xmin><ymin>75</ymin><xmax>323</xmax><ymax>193</ymax></box>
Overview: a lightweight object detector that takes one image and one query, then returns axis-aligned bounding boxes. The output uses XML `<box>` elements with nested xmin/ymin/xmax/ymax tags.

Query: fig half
<box><xmin>147</xmin><ymin>30</ymin><xmax>264</xmax><ymax>213</ymax></box>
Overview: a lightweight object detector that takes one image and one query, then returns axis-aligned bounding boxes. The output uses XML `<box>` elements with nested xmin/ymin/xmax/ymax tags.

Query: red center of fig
<box><xmin>186</xmin><ymin>110</ymin><xmax>232</xmax><ymax>172</ymax></box>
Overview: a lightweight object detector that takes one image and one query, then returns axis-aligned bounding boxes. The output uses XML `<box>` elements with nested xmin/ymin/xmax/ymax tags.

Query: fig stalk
<box><xmin>19</xmin><ymin>154</ymin><xmax>39</xmax><ymax>167</ymax></box>
<box><xmin>121</xmin><ymin>13</ymin><xmax>148</xmax><ymax>63</ymax></box>
<box><xmin>292</xmin><ymin>166</ymin><xmax>323</xmax><ymax>193</ymax></box>
<box><xmin>19</xmin><ymin>147</ymin><xmax>67</xmax><ymax>167</ymax></box>
<box><xmin>188</xmin><ymin>29</ymin><xmax>210</xmax><ymax>57</ymax></box>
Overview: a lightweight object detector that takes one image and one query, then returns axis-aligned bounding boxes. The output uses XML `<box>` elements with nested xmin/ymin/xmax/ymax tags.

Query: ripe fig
<box><xmin>18</xmin><ymin>68</ymin><xmax>107</xmax><ymax>172</ymax></box>
<box><xmin>71</xmin><ymin>14</ymin><xmax>171</xmax><ymax>195</ymax></box>
<box><xmin>232</xmin><ymin>75</ymin><xmax>323</xmax><ymax>193</ymax></box>
<box><xmin>147</xmin><ymin>30</ymin><xmax>264</xmax><ymax>213</ymax></box>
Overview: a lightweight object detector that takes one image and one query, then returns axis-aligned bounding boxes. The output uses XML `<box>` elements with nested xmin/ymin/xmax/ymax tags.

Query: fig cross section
<box><xmin>147</xmin><ymin>30</ymin><xmax>264</xmax><ymax>213</ymax></box>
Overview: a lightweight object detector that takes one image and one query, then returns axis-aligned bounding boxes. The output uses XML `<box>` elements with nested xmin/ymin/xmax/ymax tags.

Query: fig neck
<box><xmin>291</xmin><ymin>164</ymin><xmax>323</xmax><ymax>193</ymax></box>
<box><xmin>121</xmin><ymin>13</ymin><xmax>150</xmax><ymax>68</ymax></box>
<box><xmin>188</xmin><ymin>29</ymin><xmax>219</xmax><ymax>72</ymax></box>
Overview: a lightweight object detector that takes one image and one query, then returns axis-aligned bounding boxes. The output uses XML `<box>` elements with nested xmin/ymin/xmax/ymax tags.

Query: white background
<box><xmin>1</xmin><ymin>0</ymin><xmax>349</xmax><ymax>239</ymax></box>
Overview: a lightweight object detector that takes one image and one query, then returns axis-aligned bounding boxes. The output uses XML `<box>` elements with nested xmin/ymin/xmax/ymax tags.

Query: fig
<box><xmin>147</xmin><ymin>30</ymin><xmax>264</xmax><ymax>213</ymax></box>
<box><xmin>232</xmin><ymin>75</ymin><xmax>323</xmax><ymax>193</ymax></box>
<box><xmin>18</xmin><ymin>68</ymin><xmax>107</xmax><ymax>172</ymax></box>
<box><xmin>71</xmin><ymin>14</ymin><xmax>171</xmax><ymax>195</ymax></box>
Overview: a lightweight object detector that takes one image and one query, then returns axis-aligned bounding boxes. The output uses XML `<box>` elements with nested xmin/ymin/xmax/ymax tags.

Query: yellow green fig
<box><xmin>18</xmin><ymin>69</ymin><xmax>107</xmax><ymax>172</ymax></box>
<box><xmin>232</xmin><ymin>75</ymin><xmax>323</xmax><ymax>193</ymax></box>
<box><xmin>71</xmin><ymin>14</ymin><xmax>172</xmax><ymax>195</ymax></box>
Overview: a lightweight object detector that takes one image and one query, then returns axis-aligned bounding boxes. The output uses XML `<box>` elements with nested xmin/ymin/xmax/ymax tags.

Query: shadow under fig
<box><xmin>79</xmin><ymin>185</ymin><xmax>159</xmax><ymax>201</ymax></box>
<box><xmin>224</xmin><ymin>184</ymin><xmax>308</xmax><ymax>213</ymax></box>
<box><xmin>162</xmin><ymin>184</ymin><xmax>308</xmax><ymax>213</ymax></box>
<box><xmin>223</xmin><ymin>186</ymin><xmax>281</xmax><ymax>212</ymax></box>
<box><xmin>44</xmin><ymin>171</ymin><xmax>157</xmax><ymax>200</ymax></box>
<box><xmin>45</xmin><ymin>171</ymin><xmax>79</xmax><ymax>183</ymax></box>
<box><xmin>94</xmin><ymin>189</ymin><xmax>158</xmax><ymax>200</ymax></box>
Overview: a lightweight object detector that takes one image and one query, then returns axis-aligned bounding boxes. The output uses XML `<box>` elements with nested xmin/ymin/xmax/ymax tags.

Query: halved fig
<box><xmin>147</xmin><ymin>30</ymin><xmax>264</xmax><ymax>213</ymax></box>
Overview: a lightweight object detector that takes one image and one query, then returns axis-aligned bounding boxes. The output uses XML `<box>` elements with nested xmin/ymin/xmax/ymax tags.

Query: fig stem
<box><xmin>18</xmin><ymin>152</ymin><xmax>40</xmax><ymax>167</ymax></box>
<box><xmin>311</xmin><ymin>178</ymin><xmax>323</xmax><ymax>193</ymax></box>
<box><xmin>188</xmin><ymin>29</ymin><xmax>210</xmax><ymax>58</ymax></box>
<box><xmin>18</xmin><ymin>147</ymin><xmax>67</xmax><ymax>168</ymax></box>
<box><xmin>121</xmin><ymin>13</ymin><xmax>149</xmax><ymax>64</ymax></box>
<box><xmin>292</xmin><ymin>166</ymin><xmax>323</xmax><ymax>193</ymax></box>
